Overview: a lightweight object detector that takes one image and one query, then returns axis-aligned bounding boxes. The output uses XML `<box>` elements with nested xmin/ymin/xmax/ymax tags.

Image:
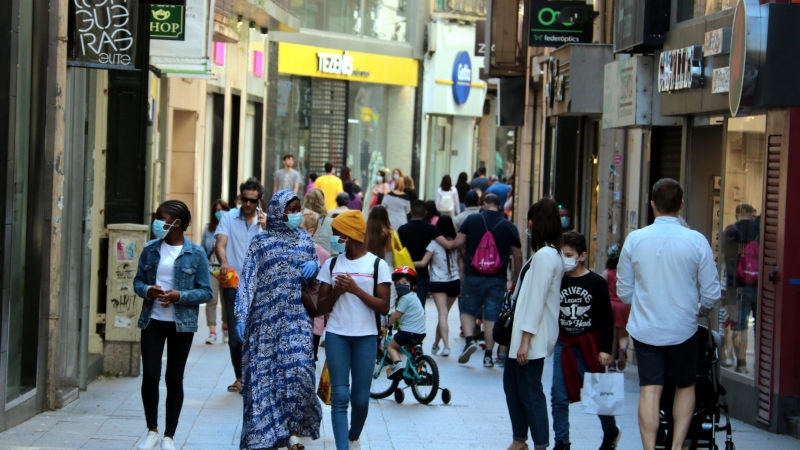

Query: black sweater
<box><xmin>559</xmin><ymin>271</ymin><xmax>615</xmax><ymax>354</ymax></box>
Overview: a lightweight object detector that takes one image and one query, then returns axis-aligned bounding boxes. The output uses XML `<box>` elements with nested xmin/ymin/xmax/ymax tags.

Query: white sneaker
<box><xmin>349</xmin><ymin>439</ymin><xmax>361</xmax><ymax>450</ymax></box>
<box><xmin>441</xmin><ymin>347</ymin><xmax>450</xmax><ymax>357</ymax></box>
<box><xmin>138</xmin><ymin>431</ymin><xmax>159</xmax><ymax>450</ymax></box>
<box><xmin>222</xmin><ymin>330</ymin><xmax>229</xmax><ymax>344</ymax></box>
<box><xmin>161</xmin><ymin>437</ymin><xmax>176</xmax><ymax>450</ymax></box>
<box><xmin>205</xmin><ymin>332</ymin><xmax>217</xmax><ymax>345</ymax></box>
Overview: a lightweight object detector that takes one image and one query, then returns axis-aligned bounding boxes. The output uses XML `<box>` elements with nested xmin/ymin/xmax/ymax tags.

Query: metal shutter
<box><xmin>309</xmin><ymin>78</ymin><xmax>348</xmax><ymax>176</ymax></box>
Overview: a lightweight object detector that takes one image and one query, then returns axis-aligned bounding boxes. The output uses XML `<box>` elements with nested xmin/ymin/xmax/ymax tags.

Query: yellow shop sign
<box><xmin>278</xmin><ymin>42</ymin><xmax>418</xmax><ymax>87</ymax></box>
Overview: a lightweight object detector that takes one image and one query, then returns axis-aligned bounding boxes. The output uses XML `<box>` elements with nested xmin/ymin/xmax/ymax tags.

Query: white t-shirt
<box><xmin>317</xmin><ymin>252</ymin><xmax>392</xmax><ymax>337</ymax></box>
<box><xmin>426</xmin><ymin>240</ymin><xmax>460</xmax><ymax>282</ymax></box>
<box><xmin>151</xmin><ymin>242</ymin><xmax>183</xmax><ymax>322</ymax></box>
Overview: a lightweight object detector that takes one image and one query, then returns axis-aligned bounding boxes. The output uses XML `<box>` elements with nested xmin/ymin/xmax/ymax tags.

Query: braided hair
<box><xmin>159</xmin><ymin>200</ymin><xmax>192</xmax><ymax>231</ymax></box>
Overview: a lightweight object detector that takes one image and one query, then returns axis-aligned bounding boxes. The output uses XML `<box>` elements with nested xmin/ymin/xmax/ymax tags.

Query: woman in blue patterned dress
<box><xmin>236</xmin><ymin>190</ymin><xmax>323</xmax><ymax>450</ymax></box>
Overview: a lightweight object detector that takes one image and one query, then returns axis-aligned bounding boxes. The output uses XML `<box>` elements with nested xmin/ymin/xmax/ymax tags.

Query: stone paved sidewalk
<box><xmin>0</xmin><ymin>301</ymin><xmax>797</xmax><ymax>449</ymax></box>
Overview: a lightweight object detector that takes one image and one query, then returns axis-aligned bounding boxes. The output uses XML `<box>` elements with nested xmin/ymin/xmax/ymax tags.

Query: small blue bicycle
<box><xmin>369</xmin><ymin>326</ymin><xmax>451</xmax><ymax>405</ymax></box>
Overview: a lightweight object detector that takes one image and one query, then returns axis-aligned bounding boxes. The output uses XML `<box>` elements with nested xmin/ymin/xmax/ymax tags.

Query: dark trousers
<box><xmin>222</xmin><ymin>288</ymin><xmax>243</xmax><ymax>379</ymax></box>
<box><xmin>416</xmin><ymin>275</ymin><xmax>431</xmax><ymax>307</ymax></box>
<box><xmin>504</xmin><ymin>357</ymin><xmax>549</xmax><ymax>448</ymax></box>
<box><xmin>140</xmin><ymin>319</ymin><xmax>194</xmax><ymax>437</ymax></box>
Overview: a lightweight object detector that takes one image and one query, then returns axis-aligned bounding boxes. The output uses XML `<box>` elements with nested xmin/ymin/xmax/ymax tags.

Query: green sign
<box><xmin>528</xmin><ymin>1</ymin><xmax>593</xmax><ymax>47</ymax></box>
<box><xmin>150</xmin><ymin>5</ymin><xmax>185</xmax><ymax>41</ymax></box>
<box><xmin>729</xmin><ymin>0</ymin><xmax>746</xmax><ymax>117</ymax></box>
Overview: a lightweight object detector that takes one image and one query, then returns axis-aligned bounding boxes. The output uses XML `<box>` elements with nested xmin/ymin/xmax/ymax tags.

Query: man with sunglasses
<box><xmin>214</xmin><ymin>177</ymin><xmax>266</xmax><ymax>393</ymax></box>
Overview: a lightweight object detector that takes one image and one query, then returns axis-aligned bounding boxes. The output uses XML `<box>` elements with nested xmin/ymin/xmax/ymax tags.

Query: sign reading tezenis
<box><xmin>528</xmin><ymin>1</ymin><xmax>593</xmax><ymax>47</ymax></box>
<box><xmin>68</xmin><ymin>0</ymin><xmax>139</xmax><ymax>70</ymax></box>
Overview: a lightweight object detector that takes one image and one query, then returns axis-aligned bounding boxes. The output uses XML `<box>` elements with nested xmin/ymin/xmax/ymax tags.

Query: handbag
<box><xmin>391</xmin><ymin>231</ymin><xmax>414</xmax><ymax>269</ymax></box>
<box><xmin>208</xmin><ymin>252</ymin><xmax>221</xmax><ymax>275</ymax></box>
<box><xmin>317</xmin><ymin>361</ymin><xmax>332</xmax><ymax>405</ymax></box>
<box><xmin>492</xmin><ymin>260</ymin><xmax>532</xmax><ymax>346</ymax></box>
<box><xmin>581</xmin><ymin>371</ymin><xmax>625</xmax><ymax>416</ymax></box>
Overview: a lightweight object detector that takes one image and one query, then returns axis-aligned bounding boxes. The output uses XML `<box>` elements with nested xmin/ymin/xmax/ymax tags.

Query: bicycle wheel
<box><xmin>411</xmin><ymin>355</ymin><xmax>440</xmax><ymax>404</ymax></box>
<box><xmin>370</xmin><ymin>353</ymin><xmax>400</xmax><ymax>399</ymax></box>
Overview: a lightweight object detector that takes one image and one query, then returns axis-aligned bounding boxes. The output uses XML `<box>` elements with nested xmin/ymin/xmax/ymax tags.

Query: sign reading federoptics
<box><xmin>150</xmin><ymin>5</ymin><xmax>185</xmax><ymax>41</ymax></box>
<box><xmin>528</xmin><ymin>1</ymin><xmax>593</xmax><ymax>47</ymax></box>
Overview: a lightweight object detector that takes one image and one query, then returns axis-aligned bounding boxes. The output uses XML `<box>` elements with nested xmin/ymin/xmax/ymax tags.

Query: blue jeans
<box><xmin>325</xmin><ymin>332</ymin><xmax>377</xmax><ymax>450</ymax></box>
<box><xmin>504</xmin><ymin>357</ymin><xmax>549</xmax><ymax>448</ymax></box>
<box><xmin>416</xmin><ymin>274</ymin><xmax>431</xmax><ymax>307</ymax></box>
<box><xmin>551</xmin><ymin>341</ymin><xmax>617</xmax><ymax>444</ymax></box>
<box><xmin>222</xmin><ymin>288</ymin><xmax>243</xmax><ymax>379</ymax></box>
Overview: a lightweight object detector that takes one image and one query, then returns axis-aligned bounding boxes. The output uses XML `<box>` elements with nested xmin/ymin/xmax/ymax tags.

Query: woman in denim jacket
<box><xmin>133</xmin><ymin>200</ymin><xmax>212</xmax><ymax>450</ymax></box>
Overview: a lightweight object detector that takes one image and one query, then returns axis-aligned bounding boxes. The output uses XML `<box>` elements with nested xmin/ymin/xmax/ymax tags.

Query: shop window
<box><xmin>275</xmin><ymin>75</ymin><xmax>312</xmax><ymax>183</ymax></box>
<box><xmin>719</xmin><ymin>115</ymin><xmax>766</xmax><ymax>379</ymax></box>
<box><xmin>676</xmin><ymin>0</ymin><xmax>736</xmax><ymax>22</ymax></box>
<box><xmin>349</xmin><ymin>82</ymin><xmax>389</xmax><ymax>193</ymax></box>
<box><xmin>290</xmin><ymin>0</ymin><xmax>408</xmax><ymax>42</ymax></box>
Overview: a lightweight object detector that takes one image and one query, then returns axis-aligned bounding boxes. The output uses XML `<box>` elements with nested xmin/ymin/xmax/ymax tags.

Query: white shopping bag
<box><xmin>581</xmin><ymin>372</ymin><xmax>625</xmax><ymax>416</ymax></box>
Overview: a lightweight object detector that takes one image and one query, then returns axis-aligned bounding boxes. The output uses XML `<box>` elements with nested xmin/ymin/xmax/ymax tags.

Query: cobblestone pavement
<box><xmin>1</xmin><ymin>301</ymin><xmax>797</xmax><ymax>449</ymax></box>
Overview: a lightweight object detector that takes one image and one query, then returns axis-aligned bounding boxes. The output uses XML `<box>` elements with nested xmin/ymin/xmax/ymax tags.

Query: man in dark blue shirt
<box><xmin>452</xmin><ymin>194</ymin><xmax>522</xmax><ymax>367</ymax></box>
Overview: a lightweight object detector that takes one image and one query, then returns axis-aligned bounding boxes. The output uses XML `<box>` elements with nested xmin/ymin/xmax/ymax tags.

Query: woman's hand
<box><xmin>599</xmin><ymin>352</ymin><xmax>613</xmax><ymax>367</ymax></box>
<box><xmin>336</xmin><ymin>273</ymin><xmax>361</xmax><ymax>295</ymax></box>
<box><xmin>147</xmin><ymin>285</ymin><xmax>165</xmax><ymax>300</ymax></box>
<box><xmin>517</xmin><ymin>338</ymin><xmax>530</xmax><ymax>366</ymax></box>
<box><xmin>157</xmin><ymin>290</ymin><xmax>180</xmax><ymax>307</ymax></box>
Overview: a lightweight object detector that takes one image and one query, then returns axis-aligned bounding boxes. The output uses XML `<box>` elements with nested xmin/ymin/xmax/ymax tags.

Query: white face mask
<box><xmin>563</xmin><ymin>256</ymin><xmax>578</xmax><ymax>273</ymax></box>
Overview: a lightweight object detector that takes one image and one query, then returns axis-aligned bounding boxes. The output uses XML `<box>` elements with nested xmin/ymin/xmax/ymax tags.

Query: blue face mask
<box><xmin>393</xmin><ymin>174</ymin><xmax>400</xmax><ymax>180</ymax></box>
<box><xmin>330</xmin><ymin>236</ymin><xmax>347</xmax><ymax>254</ymax></box>
<box><xmin>375</xmin><ymin>176</ymin><xmax>383</xmax><ymax>183</ymax></box>
<box><xmin>215</xmin><ymin>211</ymin><xmax>224</xmax><ymax>221</ymax></box>
<box><xmin>286</xmin><ymin>212</ymin><xmax>303</xmax><ymax>230</ymax></box>
<box><xmin>561</xmin><ymin>216</ymin><xmax>570</xmax><ymax>228</ymax></box>
<box><xmin>395</xmin><ymin>283</ymin><xmax>411</xmax><ymax>298</ymax></box>
<box><xmin>152</xmin><ymin>220</ymin><xmax>175</xmax><ymax>239</ymax></box>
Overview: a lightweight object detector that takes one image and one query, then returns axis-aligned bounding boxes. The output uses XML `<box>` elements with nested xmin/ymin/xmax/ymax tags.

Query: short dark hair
<box><xmin>324</xmin><ymin>162</ymin><xmax>333</xmax><ymax>173</ymax></box>
<box><xmin>410</xmin><ymin>200</ymin><xmax>427</xmax><ymax>218</ymax></box>
<box><xmin>336</xmin><ymin>192</ymin><xmax>349</xmax><ymax>207</ymax></box>
<box><xmin>309</xmin><ymin>173</ymin><xmax>318</xmax><ymax>182</ymax></box>
<box><xmin>478</xmin><ymin>166</ymin><xmax>487</xmax><ymax>176</ymax></box>
<box><xmin>562</xmin><ymin>231</ymin><xmax>587</xmax><ymax>255</ymax></box>
<box><xmin>282</xmin><ymin>154</ymin><xmax>294</xmax><ymax>161</ymax></box>
<box><xmin>736</xmin><ymin>203</ymin><xmax>756</xmax><ymax>215</ymax></box>
<box><xmin>159</xmin><ymin>200</ymin><xmax>192</xmax><ymax>231</ymax></box>
<box><xmin>651</xmin><ymin>178</ymin><xmax>683</xmax><ymax>214</ymax></box>
<box><xmin>528</xmin><ymin>198</ymin><xmax>562</xmax><ymax>252</ymax></box>
<box><xmin>377</xmin><ymin>170</ymin><xmax>386</xmax><ymax>178</ymax></box>
<box><xmin>464</xmin><ymin>190</ymin><xmax>479</xmax><ymax>207</ymax></box>
<box><xmin>240</xmin><ymin>177</ymin><xmax>264</xmax><ymax>199</ymax></box>
<box><xmin>483</xmin><ymin>193</ymin><xmax>500</xmax><ymax>208</ymax></box>
<box><xmin>606</xmin><ymin>257</ymin><xmax>619</xmax><ymax>270</ymax></box>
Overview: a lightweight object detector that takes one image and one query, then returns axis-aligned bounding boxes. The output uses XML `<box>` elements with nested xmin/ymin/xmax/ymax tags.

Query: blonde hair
<box><xmin>403</xmin><ymin>175</ymin><xmax>415</xmax><ymax>191</ymax></box>
<box><xmin>393</xmin><ymin>176</ymin><xmax>406</xmax><ymax>192</ymax></box>
<box><xmin>302</xmin><ymin>211</ymin><xmax>319</xmax><ymax>231</ymax></box>
<box><xmin>304</xmin><ymin>188</ymin><xmax>328</xmax><ymax>216</ymax></box>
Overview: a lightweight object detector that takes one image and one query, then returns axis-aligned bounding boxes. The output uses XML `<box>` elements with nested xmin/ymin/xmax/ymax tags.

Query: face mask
<box><xmin>395</xmin><ymin>284</ymin><xmax>411</xmax><ymax>298</ymax></box>
<box><xmin>525</xmin><ymin>229</ymin><xmax>532</xmax><ymax>237</ymax></box>
<box><xmin>215</xmin><ymin>211</ymin><xmax>224</xmax><ymax>221</ymax></box>
<box><xmin>563</xmin><ymin>257</ymin><xmax>578</xmax><ymax>273</ymax></box>
<box><xmin>561</xmin><ymin>216</ymin><xmax>570</xmax><ymax>228</ymax></box>
<box><xmin>285</xmin><ymin>212</ymin><xmax>303</xmax><ymax>230</ymax></box>
<box><xmin>152</xmin><ymin>220</ymin><xmax>175</xmax><ymax>240</ymax></box>
<box><xmin>376</xmin><ymin>176</ymin><xmax>384</xmax><ymax>183</ymax></box>
<box><xmin>393</xmin><ymin>174</ymin><xmax>400</xmax><ymax>180</ymax></box>
<box><xmin>330</xmin><ymin>236</ymin><xmax>347</xmax><ymax>254</ymax></box>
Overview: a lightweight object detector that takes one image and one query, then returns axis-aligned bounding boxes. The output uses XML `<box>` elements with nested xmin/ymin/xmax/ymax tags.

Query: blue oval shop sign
<box><xmin>452</xmin><ymin>51</ymin><xmax>472</xmax><ymax>105</ymax></box>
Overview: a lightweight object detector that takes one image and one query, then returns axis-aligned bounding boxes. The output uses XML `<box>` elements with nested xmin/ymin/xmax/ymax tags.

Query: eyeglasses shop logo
<box><xmin>528</xmin><ymin>1</ymin><xmax>591</xmax><ymax>47</ymax></box>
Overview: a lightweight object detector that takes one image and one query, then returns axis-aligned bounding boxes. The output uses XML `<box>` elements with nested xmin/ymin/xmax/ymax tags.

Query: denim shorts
<box><xmin>458</xmin><ymin>276</ymin><xmax>507</xmax><ymax>322</ymax></box>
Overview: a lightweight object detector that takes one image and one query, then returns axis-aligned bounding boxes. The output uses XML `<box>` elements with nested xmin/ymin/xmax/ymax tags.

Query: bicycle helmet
<box><xmin>392</xmin><ymin>266</ymin><xmax>418</xmax><ymax>283</ymax></box>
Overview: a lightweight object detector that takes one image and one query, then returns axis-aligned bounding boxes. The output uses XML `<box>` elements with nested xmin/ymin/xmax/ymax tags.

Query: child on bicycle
<box><xmin>387</xmin><ymin>267</ymin><xmax>427</xmax><ymax>379</ymax></box>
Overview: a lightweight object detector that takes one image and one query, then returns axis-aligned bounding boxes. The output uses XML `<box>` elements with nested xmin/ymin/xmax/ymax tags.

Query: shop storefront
<box><xmin>270</xmin><ymin>41</ymin><xmax>418</xmax><ymax>196</ymax></box>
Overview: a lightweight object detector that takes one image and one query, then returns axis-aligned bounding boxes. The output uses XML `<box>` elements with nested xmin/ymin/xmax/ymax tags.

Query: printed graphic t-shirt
<box><xmin>317</xmin><ymin>252</ymin><xmax>392</xmax><ymax>336</ymax></box>
<box><xmin>426</xmin><ymin>240</ymin><xmax>460</xmax><ymax>282</ymax></box>
<box><xmin>559</xmin><ymin>271</ymin><xmax>614</xmax><ymax>354</ymax></box>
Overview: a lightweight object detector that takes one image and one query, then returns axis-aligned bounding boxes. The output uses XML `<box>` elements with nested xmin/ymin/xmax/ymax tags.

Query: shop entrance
<box><xmin>425</xmin><ymin>116</ymin><xmax>453</xmax><ymax>201</ymax></box>
<box><xmin>169</xmin><ymin>110</ymin><xmax>198</xmax><ymax>237</ymax></box>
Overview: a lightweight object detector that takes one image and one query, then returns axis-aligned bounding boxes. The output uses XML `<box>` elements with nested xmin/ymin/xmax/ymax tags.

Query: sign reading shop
<box><xmin>68</xmin><ymin>0</ymin><xmax>139</xmax><ymax>70</ymax></box>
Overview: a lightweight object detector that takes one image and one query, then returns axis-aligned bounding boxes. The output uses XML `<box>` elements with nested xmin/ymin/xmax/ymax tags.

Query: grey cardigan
<box><xmin>381</xmin><ymin>193</ymin><xmax>410</xmax><ymax>231</ymax></box>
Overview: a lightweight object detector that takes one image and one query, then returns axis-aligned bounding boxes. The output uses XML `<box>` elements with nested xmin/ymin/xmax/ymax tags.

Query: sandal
<box><xmin>287</xmin><ymin>435</ymin><xmax>304</xmax><ymax>449</ymax></box>
<box><xmin>617</xmin><ymin>348</ymin><xmax>628</xmax><ymax>371</ymax></box>
<box><xmin>506</xmin><ymin>441</ymin><xmax>528</xmax><ymax>450</ymax></box>
<box><xmin>227</xmin><ymin>379</ymin><xmax>243</xmax><ymax>392</ymax></box>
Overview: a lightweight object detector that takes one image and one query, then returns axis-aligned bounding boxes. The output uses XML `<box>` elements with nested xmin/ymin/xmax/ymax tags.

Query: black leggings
<box><xmin>141</xmin><ymin>319</ymin><xmax>194</xmax><ymax>437</ymax></box>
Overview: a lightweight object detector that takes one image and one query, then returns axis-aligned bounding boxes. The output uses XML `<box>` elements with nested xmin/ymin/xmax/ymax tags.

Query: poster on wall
<box><xmin>68</xmin><ymin>0</ymin><xmax>139</xmax><ymax>70</ymax></box>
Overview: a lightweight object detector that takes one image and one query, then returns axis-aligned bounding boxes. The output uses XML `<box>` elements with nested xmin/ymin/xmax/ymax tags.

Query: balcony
<box><xmin>215</xmin><ymin>0</ymin><xmax>301</xmax><ymax>32</ymax></box>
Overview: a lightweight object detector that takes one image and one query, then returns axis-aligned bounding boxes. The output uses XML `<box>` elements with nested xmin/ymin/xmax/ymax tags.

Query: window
<box><xmin>676</xmin><ymin>0</ymin><xmax>736</xmax><ymax>22</ymax></box>
<box><xmin>290</xmin><ymin>0</ymin><xmax>409</xmax><ymax>42</ymax></box>
<box><xmin>719</xmin><ymin>115</ymin><xmax>766</xmax><ymax>379</ymax></box>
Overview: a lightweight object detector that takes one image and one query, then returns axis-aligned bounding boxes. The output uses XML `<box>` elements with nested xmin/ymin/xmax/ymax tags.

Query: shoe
<box><xmin>161</xmin><ymin>437</ymin><xmax>176</xmax><ymax>450</ymax></box>
<box><xmin>478</xmin><ymin>340</ymin><xmax>486</xmax><ymax>350</ymax></box>
<box><xmin>138</xmin><ymin>431</ymin><xmax>159</xmax><ymax>450</ymax></box>
<box><xmin>599</xmin><ymin>427</ymin><xmax>622</xmax><ymax>450</ymax></box>
<box><xmin>205</xmin><ymin>332</ymin><xmax>217</xmax><ymax>345</ymax></box>
<box><xmin>458</xmin><ymin>340</ymin><xmax>478</xmax><ymax>364</ymax></box>
<box><xmin>431</xmin><ymin>343</ymin><xmax>439</xmax><ymax>355</ymax></box>
<box><xmin>387</xmin><ymin>363</ymin><xmax>404</xmax><ymax>379</ymax></box>
<box><xmin>349</xmin><ymin>439</ymin><xmax>361</xmax><ymax>450</ymax></box>
<box><xmin>496</xmin><ymin>354</ymin><xmax>507</xmax><ymax>367</ymax></box>
<box><xmin>441</xmin><ymin>347</ymin><xmax>450</xmax><ymax>357</ymax></box>
<box><xmin>483</xmin><ymin>354</ymin><xmax>494</xmax><ymax>368</ymax></box>
<box><xmin>222</xmin><ymin>330</ymin><xmax>229</xmax><ymax>344</ymax></box>
<box><xmin>553</xmin><ymin>441</ymin><xmax>571</xmax><ymax>450</ymax></box>
<box><xmin>616</xmin><ymin>348</ymin><xmax>627</xmax><ymax>371</ymax></box>
<box><xmin>735</xmin><ymin>365</ymin><xmax>748</xmax><ymax>374</ymax></box>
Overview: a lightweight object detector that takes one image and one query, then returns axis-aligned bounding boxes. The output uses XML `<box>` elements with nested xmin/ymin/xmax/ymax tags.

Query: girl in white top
<box><xmin>316</xmin><ymin>210</ymin><xmax>391</xmax><ymax>450</ymax></box>
<box><xmin>435</xmin><ymin>174</ymin><xmax>461</xmax><ymax>219</ymax></box>
<box><xmin>505</xmin><ymin>198</ymin><xmax>565</xmax><ymax>450</ymax></box>
<box><xmin>413</xmin><ymin>215</ymin><xmax>461</xmax><ymax>356</ymax></box>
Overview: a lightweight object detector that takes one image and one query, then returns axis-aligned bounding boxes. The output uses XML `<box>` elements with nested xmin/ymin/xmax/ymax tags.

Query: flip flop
<box><xmin>227</xmin><ymin>379</ymin><xmax>242</xmax><ymax>392</ymax></box>
<box><xmin>287</xmin><ymin>435</ymin><xmax>304</xmax><ymax>449</ymax></box>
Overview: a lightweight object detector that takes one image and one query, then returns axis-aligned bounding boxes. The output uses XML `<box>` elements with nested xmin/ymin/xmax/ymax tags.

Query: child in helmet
<box><xmin>387</xmin><ymin>266</ymin><xmax>427</xmax><ymax>378</ymax></box>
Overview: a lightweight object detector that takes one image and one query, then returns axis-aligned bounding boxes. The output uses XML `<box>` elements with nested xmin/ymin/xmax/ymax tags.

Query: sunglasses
<box><xmin>240</xmin><ymin>197</ymin><xmax>260</xmax><ymax>204</ymax></box>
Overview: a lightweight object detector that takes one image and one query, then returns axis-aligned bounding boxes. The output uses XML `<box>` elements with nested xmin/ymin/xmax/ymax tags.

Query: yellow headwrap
<box><xmin>331</xmin><ymin>210</ymin><xmax>366</xmax><ymax>242</ymax></box>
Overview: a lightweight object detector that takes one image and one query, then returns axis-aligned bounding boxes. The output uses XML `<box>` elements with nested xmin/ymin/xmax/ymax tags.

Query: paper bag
<box><xmin>581</xmin><ymin>372</ymin><xmax>625</xmax><ymax>416</ymax></box>
<box><xmin>317</xmin><ymin>361</ymin><xmax>332</xmax><ymax>405</ymax></box>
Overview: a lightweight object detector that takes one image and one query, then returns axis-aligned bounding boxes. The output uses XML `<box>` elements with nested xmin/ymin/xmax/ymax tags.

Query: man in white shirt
<box><xmin>214</xmin><ymin>177</ymin><xmax>266</xmax><ymax>393</ymax></box>
<box><xmin>617</xmin><ymin>178</ymin><xmax>720</xmax><ymax>450</ymax></box>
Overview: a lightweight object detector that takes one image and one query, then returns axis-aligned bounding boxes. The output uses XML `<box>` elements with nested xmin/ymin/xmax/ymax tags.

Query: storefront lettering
<box><xmin>317</xmin><ymin>51</ymin><xmax>354</xmax><ymax>76</ymax></box>
<box><xmin>658</xmin><ymin>46</ymin><xmax>704</xmax><ymax>93</ymax></box>
<box><xmin>68</xmin><ymin>0</ymin><xmax>138</xmax><ymax>69</ymax></box>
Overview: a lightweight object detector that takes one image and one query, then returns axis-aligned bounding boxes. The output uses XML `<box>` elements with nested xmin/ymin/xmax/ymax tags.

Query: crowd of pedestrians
<box><xmin>132</xmin><ymin>167</ymin><xmax>718</xmax><ymax>450</ymax></box>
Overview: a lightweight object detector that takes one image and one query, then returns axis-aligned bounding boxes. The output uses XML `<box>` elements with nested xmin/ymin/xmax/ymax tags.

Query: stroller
<box><xmin>656</xmin><ymin>318</ymin><xmax>734</xmax><ymax>450</ymax></box>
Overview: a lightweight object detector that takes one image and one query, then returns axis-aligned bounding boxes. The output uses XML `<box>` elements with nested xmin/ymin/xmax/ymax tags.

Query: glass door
<box><xmin>426</xmin><ymin>116</ymin><xmax>452</xmax><ymax>201</ymax></box>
